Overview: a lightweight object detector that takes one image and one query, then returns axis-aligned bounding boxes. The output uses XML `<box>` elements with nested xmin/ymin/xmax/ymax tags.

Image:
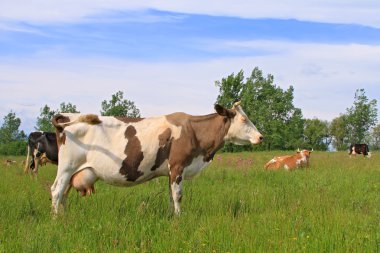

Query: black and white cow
<box><xmin>349</xmin><ymin>143</ymin><xmax>371</xmax><ymax>158</ymax></box>
<box><xmin>50</xmin><ymin>102</ymin><xmax>263</xmax><ymax>215</ymax></box>
<box><xmin>24</xmin><ymin>132</ymin><xmax>59</xmax><ymax>175</ymax></box>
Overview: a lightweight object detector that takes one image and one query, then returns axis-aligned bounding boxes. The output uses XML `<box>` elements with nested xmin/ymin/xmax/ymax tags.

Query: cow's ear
<box><xmin>215</xmin><ymin>104</ymin><xmax>236</xmax><ymax>118</ymax></box>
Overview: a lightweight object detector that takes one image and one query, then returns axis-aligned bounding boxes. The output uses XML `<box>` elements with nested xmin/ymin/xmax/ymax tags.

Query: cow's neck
<box><xmin>188</xmin><ymin>113</ymin><xmax>231</xmax><ymax>162</ymax></box>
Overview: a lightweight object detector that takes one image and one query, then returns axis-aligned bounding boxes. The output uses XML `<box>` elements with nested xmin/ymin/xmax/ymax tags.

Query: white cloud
<box><xmin>1</xmin><ymin>0</ymin><xmax>380</xmax><ymax>27</ymax></box>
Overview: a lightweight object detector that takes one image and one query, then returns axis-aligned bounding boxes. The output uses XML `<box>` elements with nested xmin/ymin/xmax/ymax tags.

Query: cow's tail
<box><xmin>23</xmin><ymin>144</ymin><xmax>30</xmax><ymax>174</ymax></box>
<box><xmin>52</xmin><ymin>114</ymin><xmax>102</xmax><ymax>132</ymax></box>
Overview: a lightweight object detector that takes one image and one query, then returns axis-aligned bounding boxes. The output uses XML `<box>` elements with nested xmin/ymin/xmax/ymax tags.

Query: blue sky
<box><xmin>0</xmin><ymin>1</ymin><xmax>379</xmax><ymax>133</ymax></box>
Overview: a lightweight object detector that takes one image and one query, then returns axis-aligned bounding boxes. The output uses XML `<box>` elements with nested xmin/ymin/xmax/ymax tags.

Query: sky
<box><xmin>0</xmin><ymin>1</ymin><xmax>379</xmax><ymax>134</ymax></box>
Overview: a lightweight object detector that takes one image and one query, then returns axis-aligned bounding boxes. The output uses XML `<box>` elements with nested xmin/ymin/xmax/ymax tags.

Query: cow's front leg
<box><xmin>169</xmin><ymin>169</ymin><xmax>183</xmax><ymax>215</ymax></box>
<box><xmin>51</xmin><ymin>170</ymin><xmax>72</xmax><ymax>215</ymax></box>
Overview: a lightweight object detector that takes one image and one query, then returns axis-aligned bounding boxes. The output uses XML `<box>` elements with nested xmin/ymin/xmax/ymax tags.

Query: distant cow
<box><xmin>4</xmin><ymin>159</ymin><xmax>17</xmax><ymax>166</ymax></box>
<box><xmin>265</xmin><ymin>149</ymin><xmax>313</xmax><ymax>171</ymax></box>
<box><xmin>24</xmin><ymin>132</ymin><xmax>59</xmax><ymax>175</ymax></box>
<box><xmin>50</xmin><ymin>102</ymin><xmax>263</xmax><ymax>215</ymax></box>
<box><xmin>349</xmin><ymin>144</ymin><xmax>371</xmax><ymax>158</ymax></box>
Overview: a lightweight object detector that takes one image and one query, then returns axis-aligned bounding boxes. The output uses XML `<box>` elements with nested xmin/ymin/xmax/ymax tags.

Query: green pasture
<box><xmin>0</xmin><ymin>151</ymin><xmax>379</xmax><ymax>252</ymax></box>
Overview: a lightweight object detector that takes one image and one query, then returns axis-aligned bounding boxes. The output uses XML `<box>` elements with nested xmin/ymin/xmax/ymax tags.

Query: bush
<box><xmin>0</xmin><ymin>141</ymin><xmax>27</xmax><ymax>156</ymax></box>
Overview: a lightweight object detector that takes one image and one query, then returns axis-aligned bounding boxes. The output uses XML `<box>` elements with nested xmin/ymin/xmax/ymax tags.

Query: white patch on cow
<box><xmin>284</xmin><ymin>164</ymin><xmax>290</xmax><ymax>170</ymax></box>
<box><xmin>183</xmin><ymin>156</ymin><xmax>210</xmax><ymax>180</ymax></box>
<box><xmin>351</xmin><ymin>148</ymin><xmax>356</xmax><ymax>155</ymax></box>
<box><xmin>171</xmin><ymin>181</ymin><xmax>182</xmax><ymax>215</ymax></box>
<box><xmin>367</xmin><ymin>152</ymin><xmax>372</xmax><ymax>158</ymax></box>
<box><xmin>224</xmin><ymin>105</ymin><xmax>262</xmax><ymax>145</ymax></box>
<box><xmin>296</xmin><ymin>158</ymin><xmax>302</xmax><ymax>167</ymax></box>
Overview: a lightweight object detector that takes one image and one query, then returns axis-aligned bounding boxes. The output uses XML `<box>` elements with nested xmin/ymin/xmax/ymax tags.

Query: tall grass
<box><xmin>0</xmin><ymin>152</ymin><xmax>379</xmax><ymax>252</ymax></box>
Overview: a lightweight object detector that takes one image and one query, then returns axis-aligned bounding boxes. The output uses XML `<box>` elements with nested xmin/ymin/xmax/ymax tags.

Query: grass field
<box><xmin>0</xmin><ymin>151</ymin><xmax>379</xmax><ymax>252</ymax></box>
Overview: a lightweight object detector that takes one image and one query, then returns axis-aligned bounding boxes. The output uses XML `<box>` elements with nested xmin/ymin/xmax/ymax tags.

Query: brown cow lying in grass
<box><xmin>265</xmin><ymin>149</ymin><xmax>312</xmax><ymax>171</ymax></box>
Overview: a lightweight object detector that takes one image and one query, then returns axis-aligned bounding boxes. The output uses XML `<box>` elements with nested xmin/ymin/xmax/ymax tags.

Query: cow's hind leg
<box><xmin>51</xmin><ymin>169</ymin><xmax>73</xmax><ymax>215</ymax></box>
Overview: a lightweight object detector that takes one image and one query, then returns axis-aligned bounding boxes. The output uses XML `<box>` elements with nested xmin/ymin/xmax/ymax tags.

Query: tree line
<box><xmin>0</xmin><ymin>67</ymin><xmax>378</xmax><ymax>155</ymax></box>
<box><xmin>0</xmin><ymin>91</ymin><xmax>140</xmax><ymax>155</ymax></box>
<box><xmin>215</xmin><ymin>67</ymin><xmax>378</xmax><ymax>151</ymax></box>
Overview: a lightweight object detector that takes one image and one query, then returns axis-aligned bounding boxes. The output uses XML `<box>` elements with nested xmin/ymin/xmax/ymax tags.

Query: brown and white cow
<box><xmin>50</xmin><ymin>102</ymin><xmax>263</xmax><ymax>215</ymax></box>
<box><xmin>265</xmin><ymin>149</ymin><xmax>312</xmax><ymax>171</ymax></box>
<box><xmin>4</xmin><ymin>159</ymin><xmax>17</xmax><ymax>166</ymax></box>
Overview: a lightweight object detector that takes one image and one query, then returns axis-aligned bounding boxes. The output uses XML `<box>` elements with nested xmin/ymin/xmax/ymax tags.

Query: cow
<box><xmin>349</xmin><ymin>144</ymin><xmax>371</xmax><ymax>158</ymax></box>
<box><xmin>24</xmin><ymin>132</ymin><xmax>59</xmax><ymax>175</ymax></box>
<box><xmin>24</xmin><ymin>131</ymin><xmax>96</xmax><ymax>196</ymax></box>
<box><xmin>50</xmin><ymin>102</ymin><xmax>263</xmax><ymax>215</ymax></box>
<box><xmin>4</xmin><ymin>159</ymin><xmax>17</xmax><ymax>166</ymax></box>
<box><xmin>265</xmin><ymin>149</ymin><xmax>312</xmax><ymax>171</ymax></box>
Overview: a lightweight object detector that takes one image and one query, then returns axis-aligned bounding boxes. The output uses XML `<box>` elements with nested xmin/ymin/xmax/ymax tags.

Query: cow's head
<box><xmin>297</xmin><ymin>148</ymin><xmax>313</xmax><ymax>159</ymax></box>
<box><xmin>215</xmin><ymin>101</ymin><xmax>263</xmax><ymax>145</ymax></box>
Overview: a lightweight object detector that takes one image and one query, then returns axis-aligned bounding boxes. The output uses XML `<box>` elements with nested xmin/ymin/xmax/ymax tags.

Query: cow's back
<box><xmin>265</xmin><ymin>155</ymin><xmax>292</xmax><ymax>170</ymax></box>
<box><xmin>59</xmin><ymin>115</ymin><xmax>181</xmax><ymax>186</ymax></box>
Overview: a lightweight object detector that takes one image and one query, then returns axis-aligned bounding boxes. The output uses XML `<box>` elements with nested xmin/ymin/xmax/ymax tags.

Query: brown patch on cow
<box><xmin>52</xmin><ymin>114</ymin><xmax>70</xmax><ymax>132</ymax></box>
<box><xmin>119</xmin><ymin>125</ymin><xmax>144</xmax><ymax>181</ymax></box>
<box><xmin>78</xmin><ymin>114</ymin><xmax>102</xmax><ymax>125</ymax></box>
<box><xmin>165</xmin><ymin>108</ymin><xmax>232</xmax><ymax>173</ymax></box>
<box><xmin>151</xmin><ymin>128</ymin><xmax>172</xmax><ymax>171</ymax></box>
<box><xmin>158</xmin><ymin>128</ymin><xmax>172</xmax><ymax>146</ymax></box>
<box><xmin>115</xmin><ymin>117</ymin><xmax>144</xmax><ymax>123</ymax></box>
<box><xmin>125</xmin><ymin>125</ymin><xmax>137</xmax><ymax>139</ymax></box>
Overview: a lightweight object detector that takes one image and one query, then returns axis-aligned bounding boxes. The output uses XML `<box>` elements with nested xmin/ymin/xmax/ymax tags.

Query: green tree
<box><xmin>370</xmin><ymin>124</ymin><xmax>380</xmax><ymax>150</ymax></box>
<box><xmin>100</xmin><ymin>91</ymin><xmax>140</xmax><ymax>117</ymax></box>
<box><xmin>215</xmin><ymin>67</ymin><xmax>304</xmax><ymax>151</ymax></box>
<box><xmin>35</xmin><ymin>102</ymin><xmax>80</xmax><ymax>132</ymax></box>
<box><xmin>59</xmin><ymin>102</ymin><xmax>80</xmax><ymax>113</ymax></box>
<box><xmin>330</xmin><ymin>114</ymin><xmax>350</xmax><ymax>151</ymax></box>
<box><xmin>346</xmin><ymin>89</ymin><xmax>377</xmax><ymax>143</ymax></box>
<box><xmin>303</xmin><ymin>118</ymin><xmax>330</xmax><ymax>150</ymax></box>
<box><xmin>35</xmin><ymin>105</ymin><xmax>56</xmax><ymax>132</ymax></box>
<box><xmin>0</xmin><ymin>111</ymin><xmax>26</xmax><ymax>144</ymax></box>
<box><xmin>0</xmin><ymin>111</ymin><xmax>27</xmax><ymax>155</ymax></box>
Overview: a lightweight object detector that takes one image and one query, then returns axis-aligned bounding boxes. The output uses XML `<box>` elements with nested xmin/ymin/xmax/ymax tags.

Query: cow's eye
<box><xmin>241</xmin><ymin>117</ymin><xmax>247</xmax><ymax>123</ymax></box>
